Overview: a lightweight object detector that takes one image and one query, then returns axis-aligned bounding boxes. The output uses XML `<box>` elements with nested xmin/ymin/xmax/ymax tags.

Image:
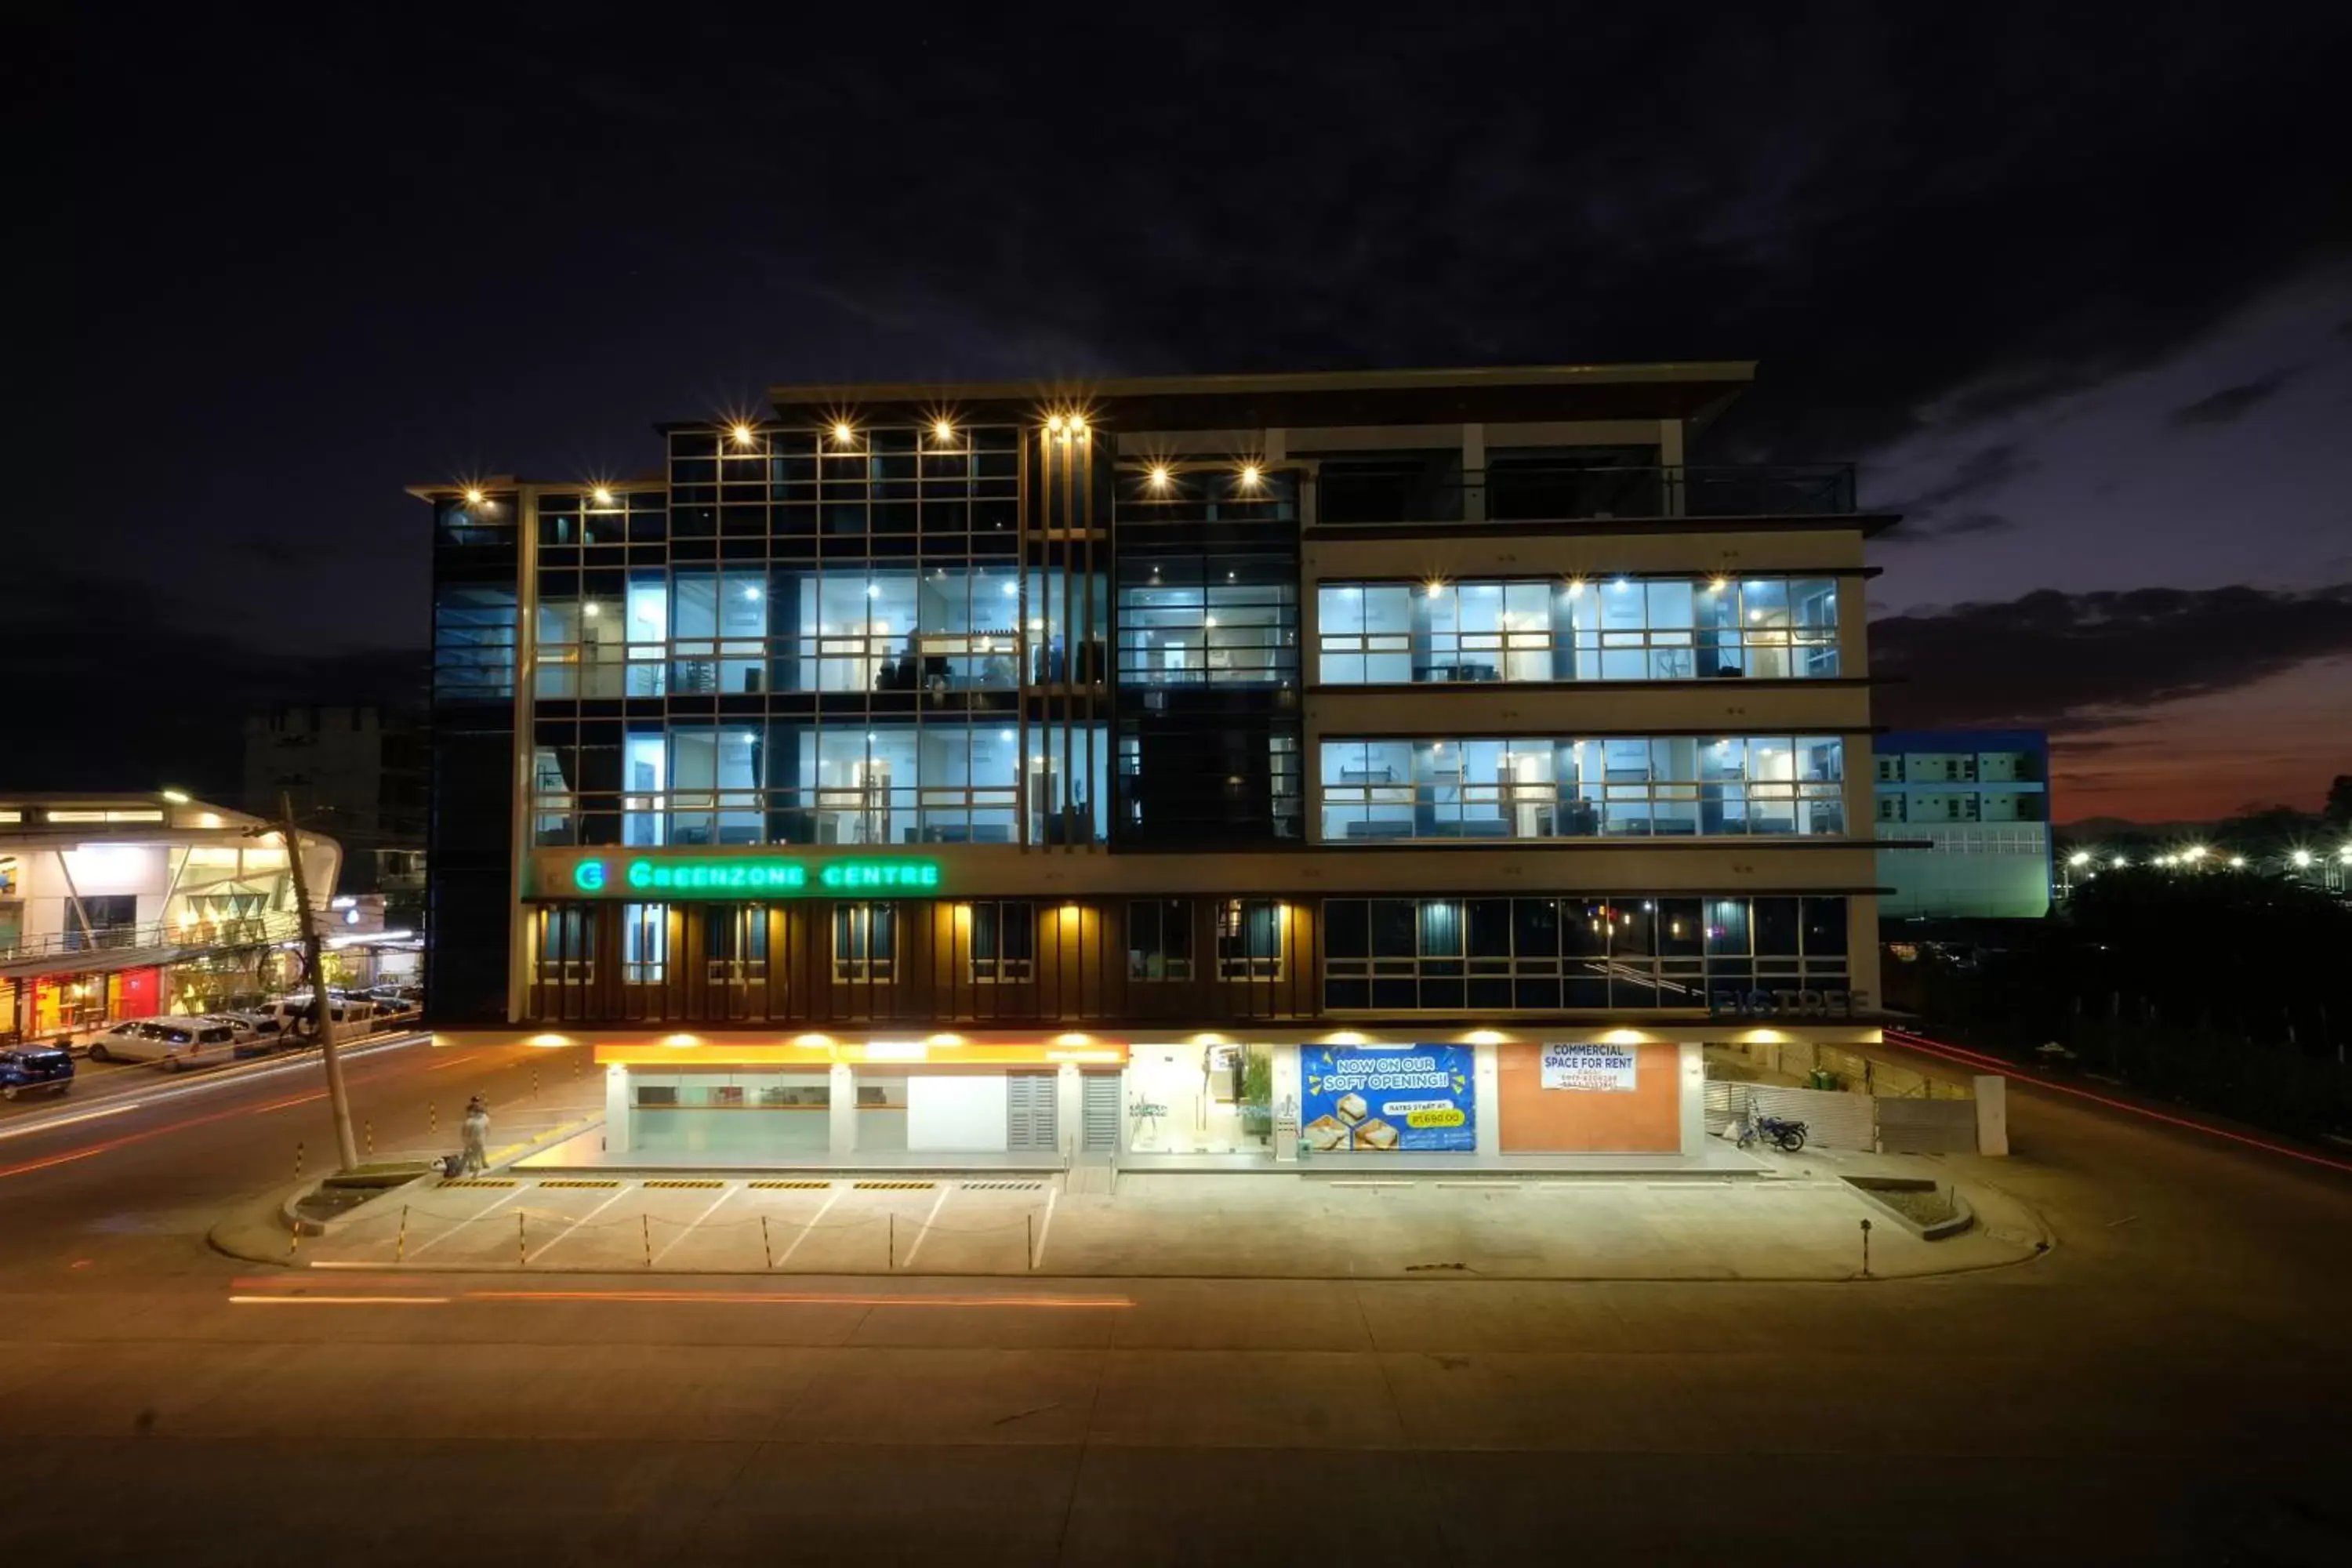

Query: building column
<box><xmin>1473</xmin><ymin>1042</ymin><xmax>1501</xmax><ymax>1156</ymax></box>
<box><xmin>1056</xmin><ymin>1062</ymin><xmax>1083</xmax><ymax>1159</ymax></box>
<box><xmin>1462</xmin><ymin>422</ymin><xmax>1486</xmax><ymax>523</ymax></box>
<box><xmin>1271</xmin><ymin>1044</ymin><xmax>1301</xmax><ymax>1163</ymax></box>
<box><xmin>829</xmin><ymin>1062</ymin><xmax>857</xmax><ymax>1157</ymax></box>
<box><xmin>604</xmin><ymin>1063</ymin><xmax>632</xmax><ymax>1155</ymax></box>
<box><xmin>1678</xmin><ymin>1042</ymin><xmax>1708</xmax><ymax>1155</ymax></box>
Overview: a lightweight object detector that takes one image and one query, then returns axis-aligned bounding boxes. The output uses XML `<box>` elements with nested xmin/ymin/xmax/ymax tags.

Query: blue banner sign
<box><xmin>1300</xmin><ymin>1044</ymin><xmax>1476</xmax><ymax>1153</ymax></box>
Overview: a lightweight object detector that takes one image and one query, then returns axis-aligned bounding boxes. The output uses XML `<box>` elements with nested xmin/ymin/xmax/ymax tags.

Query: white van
<box><xmin>84</xmin><ymin>1018</ymin><xmax>241</xmax><ymax>1070</ymax></box>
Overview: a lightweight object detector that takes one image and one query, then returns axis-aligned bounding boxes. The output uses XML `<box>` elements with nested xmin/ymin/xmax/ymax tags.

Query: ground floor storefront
<box><xmin>3</xmin><ymin>967</ymin><xmax>165</xmax><ymax>1040</ymax></box>
<box><xmin>435</xmin><ymin>1023</ymin><xmax>1887</xmax><ymax>1171</ymax></box>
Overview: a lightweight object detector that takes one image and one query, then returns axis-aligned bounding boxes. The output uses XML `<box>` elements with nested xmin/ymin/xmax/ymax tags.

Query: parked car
<box><xmin>152</xmin><ymin>1020</ymin><xmax>244</xmax><ymax>1072</ymax></box>
<box><xmin>216</xmin><ymin>1011</ymin><xmax>288</xmax><ymax>1058</ymax></box>
<box><xmin>254</xmin><ymin>995</ymin><xmax>376</xmax><ymax>1031</ymax></box>
<box><xmin>0</xmin><ymin>1041</ymin><xmax>75</xmax><ymax>1100</ymax></box>
<box><xmin>82</xmin><ymin>1018</ymin><xmax>176</xmax><ymax>1064</ymax></box>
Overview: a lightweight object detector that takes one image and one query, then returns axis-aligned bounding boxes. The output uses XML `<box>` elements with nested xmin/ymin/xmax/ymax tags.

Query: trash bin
<box><xmin>1809</xmin><ymin>1067</ymin><xmax>1840</xmax><ymax>1092</ymax></box>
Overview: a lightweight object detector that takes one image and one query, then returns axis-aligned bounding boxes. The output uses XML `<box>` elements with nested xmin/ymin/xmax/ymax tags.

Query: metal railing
<box><xmin>0</xmin><ymin>911</ymin><xmax>302</xmax><ymax>967</ymax></box>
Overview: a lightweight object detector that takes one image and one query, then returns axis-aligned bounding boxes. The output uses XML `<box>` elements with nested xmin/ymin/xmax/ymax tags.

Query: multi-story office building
<box><xmin>1874</xmin><ymin>728</ymin><xmax>2052</xmax><ymax>920</ymax></box>
<box><xmin>243</xmin><ymin>702</ymin><xmax>429</xmax><ymax>915</ymax></box>
<box><xmin>416</xmin><ymin>364</ymin><xmax>1896</xmax><ymax>1167</ymax></box>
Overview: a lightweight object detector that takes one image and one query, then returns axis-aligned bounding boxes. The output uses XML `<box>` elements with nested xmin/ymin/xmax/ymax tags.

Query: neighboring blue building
<box><xmin>1874</xmin><ymin>729</ymin><xmax>2052</xmax><ymax>919</ymax></box>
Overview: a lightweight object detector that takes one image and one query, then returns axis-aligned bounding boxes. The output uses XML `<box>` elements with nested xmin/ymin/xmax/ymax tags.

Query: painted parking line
<box><xmin>897</xmin><ymin>1183</ymin><xmax>955</xmax><ymax>1269</ymax></box>
<box><xmin>525</xmin><ymin>1182</ymin><xmax>637</xmax><ymax>1263</ymax></box>
<box><xmin>775</xmin><ymin>1183</ymin><xmax>844</xmax><ymax>1269</ymax></box>
<box><xmin>649</xmin><ymin>1183</ymin><xmax>740</xmax><ymax>1266</ymax></box>
<box><xmin>1031</xmin><ymin>1185</ymin><xmax>1058</xmax><ymax>1270</ymax></box>
<box><xmin>403</xmin><ymin>1182</ymin><xmax>532</xmax><ymax>1259</ymax></box>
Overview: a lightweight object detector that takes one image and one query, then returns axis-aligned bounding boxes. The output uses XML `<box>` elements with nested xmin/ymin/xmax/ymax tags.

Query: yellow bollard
<box><xmin>286</xmin><ymin>1215</ymin><xmax>300</xmax><ymax>1260</ymax></box>
<box><xmin>888</xmin><ymin>1213</ymin><xmax>895</xmax><ymax>1270</ymax></box>
<box><xmin>293</xmin><ymin>1140</ymin><xmax>304</xmax><ymax>1183</ymax></box>
<box><xmin>1028</xmin><ymin>1211</ymin><xmax>1035</xmax><ymax>1272</ymax></box>
<box><xmin>532</xmin><ymin>1067</ymin><xmax>540</xmax><ymax>1102</ymax></box>
<box><xmin>397</xmin><ymin>1205</ymin><xmax>409</xmax><ymax>1264</ymax></box>
<box><xmin>365</xmin><ymin>1120</ymin><xmax>374</xmax><ymax>1160</ymax></box>
<box><xmin>642</xmin><ymin>1214</ymin><xmax>652</xmax><ymax>1269</ymax></box>
<box><xmin>429</xmin><ymin>1102</ymin><xmax>437</xmax><ymax>1137</ymax></box>
<box><xmin>517</xmin><ymin>1210</ymin><xmax>527</xmax><ymax>1267</ymax></box>
<box><xmin>761</xmin><ymin>1214</ymin><xmax>773</xmax><ymax>1270</ymax></box>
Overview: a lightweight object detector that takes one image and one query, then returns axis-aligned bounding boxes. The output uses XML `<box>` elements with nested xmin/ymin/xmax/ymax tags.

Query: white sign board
<box><xmin>1541</xmin><ymin>1044</ymin><xmax>1638</xmax><ymax>1092</ymax></box>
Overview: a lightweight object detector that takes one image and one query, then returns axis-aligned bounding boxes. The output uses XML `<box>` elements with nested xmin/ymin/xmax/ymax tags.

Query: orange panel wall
<box><xmin>1496</xmin><ymin>1040</ymin><xmax>1682</xmax><ymax>1152</ymax></box>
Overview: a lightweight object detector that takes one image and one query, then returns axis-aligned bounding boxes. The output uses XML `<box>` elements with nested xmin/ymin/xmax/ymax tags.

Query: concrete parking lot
<box><xmin>287</xmin><ymin>1156</ymin><xmax>2044</xmax><ymax>1281</ymax></box>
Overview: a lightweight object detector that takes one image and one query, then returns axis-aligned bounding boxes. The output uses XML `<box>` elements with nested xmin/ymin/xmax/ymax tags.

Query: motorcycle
<box><xmin>1738</xmin><ymin>1105</ymin><xmax>1809</xmax><ymax>1153</ymax></box>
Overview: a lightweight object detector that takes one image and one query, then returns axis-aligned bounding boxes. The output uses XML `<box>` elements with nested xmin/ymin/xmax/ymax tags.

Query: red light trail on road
<box><xmin>1882</xmin><ymin>1026</ymin><xmax>2352</xmax><ymax>1177</ymax></box>
<box><xmin>0</xmin><ymin>1091</ymin><xmax>328</xmax><ymax>1181</ymax></box>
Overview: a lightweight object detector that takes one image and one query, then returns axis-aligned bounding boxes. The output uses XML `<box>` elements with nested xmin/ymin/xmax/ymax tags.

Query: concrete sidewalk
<box><xmin>248</xmin><ymin>1146</ymin><xmax>2049</xmax><ymax>1283</ymax></box>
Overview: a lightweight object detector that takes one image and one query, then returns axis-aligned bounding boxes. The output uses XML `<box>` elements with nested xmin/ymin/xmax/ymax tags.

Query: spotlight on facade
<box><xmin>1238</xmin><ymin>463</ymin><xmax>1261</xmax><ymax>488</ymax></box>
<box><xmin>161</xmin><ymin>789</ymin><xmax>191</xmax><ymax>804</ymax></box>
<box><xmin>1148</xmin><ymin>465</ymin><xmax>1171</xmax><ymax>488</ymax></box>
<box><xmin>832</xmin><ymin>422</ymin><xmax>855</xmax><ymax>444</ymax></box>
<box><xmin>1046</xmin><ymin>415</ymin><xmax>1065</xmax><ymax>433</ymax></box>
<box><xmin>731</xmin><ymin>423</ymin><xmax>756</xmax><ymax>446</ymax></box>
<box><xmin>1067</xmin><ymin>415</ymin><xmax>1087</xmax><ymax>435</ymax></box>
<box><xmin>463</xmin><ymin>486</ymin><xmax>486</xmax><ymax>506</ymax></box>
<box><xmin>592</xmin><ymin>486</ymin><xmax>615</xmax><ymax>504</ymax></box>
<box><xmin>933</xmin><ymin>419</ymin><xmax>955</xmax><ymax>443</ymax></box>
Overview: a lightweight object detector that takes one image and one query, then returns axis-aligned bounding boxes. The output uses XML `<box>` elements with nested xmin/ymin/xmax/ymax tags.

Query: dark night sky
<box><xmin>18</xmin><ymin>5</ymin><xmax>2350</xmax><ymax>822</ymax></box>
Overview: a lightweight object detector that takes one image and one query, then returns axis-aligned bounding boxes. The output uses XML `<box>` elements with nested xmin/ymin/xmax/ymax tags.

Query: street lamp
<box><xmin>2291</xmin><ymin>849</ymin><xmax>2314</xmax><ymax>868</ymax></box>
<box><xmin>2067</xmin><ymin>851</ymin><xmax>2092</xmax><ymax>868</ymax></box>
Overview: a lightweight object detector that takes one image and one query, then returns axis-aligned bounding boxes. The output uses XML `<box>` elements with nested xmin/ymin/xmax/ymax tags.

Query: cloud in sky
<box><xmin>1872</xmin><ymin>583</ymin><xmax>2352</xmax><ymax>732</ymax></box>
<box><xmin>2167</xmin><ymin>368</ymin><xmax>2303</xmax><ymax>428</ymax></box>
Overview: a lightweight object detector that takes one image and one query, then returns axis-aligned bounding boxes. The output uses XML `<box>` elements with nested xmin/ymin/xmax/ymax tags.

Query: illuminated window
<box><xmin>833</xmin><ymin>903</ymin><xmax>895</xmax><ymax>982</ymax></box>
<box><xmin>967</xmin><ymin>901</ymin><xmax>1035</xmax><ymax>982</ymax></box>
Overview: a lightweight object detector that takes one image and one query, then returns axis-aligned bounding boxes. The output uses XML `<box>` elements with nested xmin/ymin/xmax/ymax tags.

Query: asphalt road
<box><xmin>2</xmin><ymin>1034</ymin><xmax>2348</xmax><ymax>1566</ymax></box>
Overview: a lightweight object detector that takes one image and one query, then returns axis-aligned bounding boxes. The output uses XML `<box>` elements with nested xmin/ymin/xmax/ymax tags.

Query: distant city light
<box><xmin>2291</xmin><ymin>848</ymin><xmax>2314</xmax><ymax>867</ymax></box>
<box><xmin>2067</xmin><ymin>851</ymin><xmax>2092</xmax><ymax>867</ymax></box>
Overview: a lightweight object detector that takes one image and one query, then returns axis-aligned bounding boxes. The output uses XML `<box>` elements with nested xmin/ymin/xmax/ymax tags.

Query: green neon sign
<box><xmin>564</xmin><ymin>856</ymin><xmax>942</xmax><ymax>898</ymax></box>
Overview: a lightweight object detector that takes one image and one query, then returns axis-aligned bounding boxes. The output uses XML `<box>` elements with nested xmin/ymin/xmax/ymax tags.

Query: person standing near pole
<box><xmin>461</xmin><ymin>1095</ymin><xmax>491</xmax><ymax>1175</ymax></box>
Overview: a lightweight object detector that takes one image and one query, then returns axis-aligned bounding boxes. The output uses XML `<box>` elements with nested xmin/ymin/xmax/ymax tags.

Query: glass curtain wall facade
<box><xmin>1316</xmin><ymin>575</ymin><xmax>1840</xmax><ymax>684</ymax></box>
<box><xmin>1319</xmin><ymin>735</ymin><xmax>1846</xmax><ymax>842</ymax></box>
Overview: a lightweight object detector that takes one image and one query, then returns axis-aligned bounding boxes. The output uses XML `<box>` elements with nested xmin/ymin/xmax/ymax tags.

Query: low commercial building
<box><xmin>417</xmin><ymin>362</ymin><xmax>1900</xmax><ymax>1168</ymax></box>
<box><xmin>1873</xmin><ymin>729</ymin><xmax>2053</xmax><ymax>920</ymax></box>
<box><xmin>0</xmin><ymin>793</ymin><xmax>340</xmax><ymax>1040</ymax></box>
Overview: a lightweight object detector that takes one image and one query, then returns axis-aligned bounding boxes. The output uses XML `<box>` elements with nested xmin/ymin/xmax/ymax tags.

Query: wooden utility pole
<box><xmin>279</xmin><ymin>793</ymin><xmax>359</xmax><ymax>1171</ymax></box>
